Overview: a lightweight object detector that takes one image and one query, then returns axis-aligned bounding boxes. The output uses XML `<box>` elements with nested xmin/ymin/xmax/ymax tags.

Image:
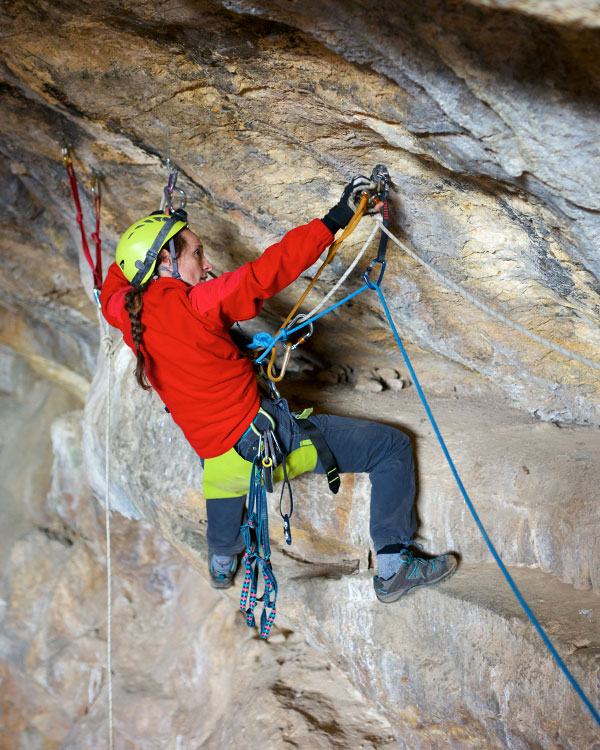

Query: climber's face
<box><xmin>159</xmin><ymin>229</ymin><xmax>213</xmax><ymax>286</ymax></box>
<box><xmin>177</xmin><ymin>229</ymin><xmax>213</xmax><ymax>286</ymax></box>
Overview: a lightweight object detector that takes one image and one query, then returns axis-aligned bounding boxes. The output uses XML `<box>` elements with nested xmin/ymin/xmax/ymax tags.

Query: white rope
<box><xmin>377</xmin><ymin>220</ymin><xmax>600</xmax><ymax>372</ymax></box>
<box><xmin>97</xmin><ymin>309</ymin><xmax>115</xmax><ymax>750</ymax></box>
<box><xmin>296</xmin><ymin>220</ymin><xmax>380</xmax><ymax>325</ymax></box>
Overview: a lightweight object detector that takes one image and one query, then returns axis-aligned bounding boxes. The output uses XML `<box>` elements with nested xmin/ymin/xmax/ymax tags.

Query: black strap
<box><xmin>295</xmin><ymin>417</ymin><xmax>341</xmax><ymax>494</ymax></box>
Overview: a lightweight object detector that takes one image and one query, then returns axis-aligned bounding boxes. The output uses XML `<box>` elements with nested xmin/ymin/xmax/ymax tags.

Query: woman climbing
<box><xmin>100</xmin><ymin>174</ymin><xmax>457</xmax><ymax>604</ymax></box>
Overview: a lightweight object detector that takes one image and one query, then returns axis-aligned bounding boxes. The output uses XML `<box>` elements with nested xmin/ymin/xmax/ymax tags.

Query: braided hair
<box><xmin>124</xmin><ymin>230</ymin><xmax>186</xmax><ymax>390</ymax></box>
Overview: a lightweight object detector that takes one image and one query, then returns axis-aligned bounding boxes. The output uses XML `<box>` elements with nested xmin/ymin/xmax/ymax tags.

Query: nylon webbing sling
<box><xmin>295</xmin><ymin>417</ymin><xmax>340</xmax><ymax>494</ymax></box>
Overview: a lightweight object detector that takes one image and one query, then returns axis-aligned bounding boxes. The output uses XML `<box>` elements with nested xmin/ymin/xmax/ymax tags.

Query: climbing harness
<box><xmin>61</xmin><ymin>142</ymin><xmax>103</xmax><ymax>298</ymax></box>
<box><xmin>295</xmin><ymin>413</ymin><xmax>340</xmax><ymax>494</ymax></box>
<box><xmin>234</xmin><ymin>401</ymin><xmax>342</xmax><ymax>634</ymax></box>
<box><xmin>247</xmin><ymin>170</ymin><xmax>600</xmax><ymax>726</ymax></box>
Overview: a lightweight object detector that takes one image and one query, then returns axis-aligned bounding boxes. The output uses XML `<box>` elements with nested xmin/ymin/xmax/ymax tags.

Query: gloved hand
<box><xmin>321</xmin><ymin>175</ymin><xmax>375</xmax><ymax>234</ymax></box>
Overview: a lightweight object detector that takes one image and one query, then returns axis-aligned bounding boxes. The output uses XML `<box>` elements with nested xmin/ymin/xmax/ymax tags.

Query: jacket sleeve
<box><xmin>100</xmin><ymin>262</ymin><xmax>132</xmax><ymax>330</ymax></box>
<box><xmin>188</xmin><ymin>218</ymin><xmax>333</xmax><ymax>328</ymax></box>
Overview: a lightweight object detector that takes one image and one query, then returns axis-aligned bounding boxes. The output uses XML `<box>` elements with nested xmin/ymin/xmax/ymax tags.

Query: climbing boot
<box><xmin>373</xmin><ymin>547</ymin><xmax>457</xmax><ymax>603</ymax></box>
<box><xmin>209</xmin><ymin>553</ymin><xmax>238</xmax><ymax>589</ymax></box>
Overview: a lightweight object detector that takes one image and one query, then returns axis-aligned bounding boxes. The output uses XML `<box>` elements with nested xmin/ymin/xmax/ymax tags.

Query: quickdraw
<box><xmin>160</xmin><ymin>157</ymin><xmax>188</xmax><ymax>221</ymax></box>
<box><xmin>278</xmin><ymin>449</ymin><xmax>293</xmax><ymax>545</ymax></box>
<box><xmin>61</xmin><ymin>142</ymin><xmax>103</xmax><ymax>301</ymax></box>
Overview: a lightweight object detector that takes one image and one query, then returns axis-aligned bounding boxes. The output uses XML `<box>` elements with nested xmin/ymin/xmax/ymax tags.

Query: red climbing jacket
<box><xmin>100</xmin><ymin>218</ymin><xmax>334</xmax><ymax>458</ymax></box>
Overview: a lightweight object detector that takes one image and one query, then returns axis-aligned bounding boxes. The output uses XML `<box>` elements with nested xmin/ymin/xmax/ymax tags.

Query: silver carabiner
<box><xmin>89</xmin><ymin>166</ymin><xmax>102</xmax><ymax>198</ymax></box>
<box><xmin>163</xmin><ymin>185</ymin><xmax>187</xmax><ymax>213</ymax></box>
<box><xmin>288</xmin><ymin>314</ymin><xmax>314</xmax><ymax>350</ymax></box>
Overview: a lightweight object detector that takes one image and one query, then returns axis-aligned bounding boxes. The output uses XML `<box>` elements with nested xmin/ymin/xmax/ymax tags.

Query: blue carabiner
<box><xmin>363</xmin><ymin>258</ymin><xmax>386</xmax><ymax>289</ymax></box>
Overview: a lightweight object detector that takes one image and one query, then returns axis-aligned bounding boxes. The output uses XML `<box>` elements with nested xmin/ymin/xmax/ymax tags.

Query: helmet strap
<box><xmin>169</xmin><ymin>238</ymin><xmax>182</xmax><ymax>281</ymax></box>
<box><xmin>155</xmin><ymin>240</ymin><xmax>183</xmax><ymax>280</ymax></box>
<box><xmin>131</xmin><ymin>216</ymin><xmax>182</xmax><ymax>288</ymax></box>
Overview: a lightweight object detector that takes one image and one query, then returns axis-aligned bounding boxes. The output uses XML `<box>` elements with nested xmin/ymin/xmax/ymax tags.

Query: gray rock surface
<box><xmin>78</xmin><ymin>341</ymin><xmax>600</xmax><ymax>747</ymax></box>
<box><xmin>0</xmin><ymin>353</ymin><xmax>402</xmax><ymax>750</ymax></box>
<box><xmin>1</xmin><ymin>0</ymin><xmax>599</xmax><ymax>423</ymax></box>
<box><xmin>1</xmin><ymin>0</ymin><xmax>600</xmax><ymax>746</ymax></box>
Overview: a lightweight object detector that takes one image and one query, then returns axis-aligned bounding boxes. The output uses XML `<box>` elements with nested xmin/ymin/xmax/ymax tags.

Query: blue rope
<box><xmin>253</xmin><ymin>284</ymin><xmax>371</xmax><ymax>365</ymax></box>
<box><xmin>372</xmin><ymin>281</ymin><xmax>600</xmax><ymax>728</ymax></box>
<box><xmin>251</xmin><ymin>250</ymin><xmax>600</xmax><ymax>723</ymax></box>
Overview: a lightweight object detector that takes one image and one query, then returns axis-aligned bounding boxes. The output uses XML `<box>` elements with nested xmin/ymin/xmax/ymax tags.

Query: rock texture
<box><xmin>1</xmin><ymin>0</ymin><xmax>600</xmax><ymax>748</ymax></box>
<box><xmin>79</xmin><ymin>342</ymin><xmax>600</xmax><ymax>749</ymax></box>
<box><xmin>1</xmin><ymin>0</ymin><xmax>600</xmax><ymax>423</ymax></box>
<box><xmin>0</xmin><ymin>353</ymin><xmax>401</xmax><ymax>750</ymax></box>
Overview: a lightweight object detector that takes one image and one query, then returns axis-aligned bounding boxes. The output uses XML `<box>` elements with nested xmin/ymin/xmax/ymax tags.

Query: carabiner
<box><xmin>288</xmin><ymin>314</ymin><xmax>314</xmax><ymax>350</ymax></box>
<box><xmin>163</xmin><ymin>186</ymin><xmax>187</xmax><ymax>213</ymax></box>
<box><xmin>161</xmin><ymin>158</ymin><xmax>187</xmax><ymax>216</ymax></box>
<box><xmin>90</xmin><ymin>166</ymin><xmax>102</xmax><ymax>196</ymax></box>
<box><xmin>90</xmin><ymin>167</ymin><xmax>102</xmax><ymax>216</ymax></box>
<box><xmin>61</xmin><ymin>142</ymin><xmax>73</xmax><ymax>167</ymax></box>
<box><xmin>370</xmin><ymin>163</ymin><xmax>390</xmax><ymax>203</ymax></box>
<box><xmin>282</xmin><ymin>515</ymin><xmax>292</xmax><ymax>545</ymax></box>
<box><xmin>363</xmin><ymin>258</ymin><xmax>386</xmax><ymax>289</ymax></box>
<box><xmin>165</xmin><ymin>158</ymin><xmax>179</xmax><ymax>191</ymax></box>
<box><xmin>267</xmin><ymin>342</ymin><xmax>292</xmax><ymax>383</ymax></box>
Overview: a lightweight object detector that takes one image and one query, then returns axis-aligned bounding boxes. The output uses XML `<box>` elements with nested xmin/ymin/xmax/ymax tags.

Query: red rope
<box><xmin>64</xmin><ymin>153</ymin><xmax>103</xmax><ymax>289</ymax></box>
<box><xmin>91</xmin><ymin>187</ymin><xmax>103</xmax><ymax>284</ymax></box>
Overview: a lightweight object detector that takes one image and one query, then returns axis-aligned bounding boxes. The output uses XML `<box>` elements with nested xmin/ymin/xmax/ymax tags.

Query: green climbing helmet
<box><xmin>116</xmin><ymin>212</ymin><xmax>187</xmax><ymax>287</ymax></box>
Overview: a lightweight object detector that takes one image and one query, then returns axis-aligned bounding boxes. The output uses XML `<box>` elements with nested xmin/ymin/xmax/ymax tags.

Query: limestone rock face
<box><xmin>1</xmin><ymin>0</ymin><xmax>599</xmax><ymax>423</ymax></box>
<box><xmin>78</xmin><ymin>345</ymin><xmax>600</xmax><ymax>748</ymax></box>
<box><xmin>1</xmin><ymin>0</ymin><xmax>600</xmax><ymax>748</ymax></box>
<box><xmin>0</xmin><ymin>352</ymin><xmax>400</xmax><ymax>750</ymax></box>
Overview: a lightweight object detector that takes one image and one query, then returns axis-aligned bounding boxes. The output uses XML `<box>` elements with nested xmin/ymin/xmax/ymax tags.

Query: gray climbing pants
<box><xmin>205</xmin><ymin>397</ymin><xmax>416</xmax><ymax>555</ymax></box>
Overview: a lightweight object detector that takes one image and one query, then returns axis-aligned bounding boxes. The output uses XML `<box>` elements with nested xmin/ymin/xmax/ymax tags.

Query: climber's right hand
<box><xmin>321</xmin><ymin>175</ymin><xmax>375</xmax><ymax>234</ymax></box>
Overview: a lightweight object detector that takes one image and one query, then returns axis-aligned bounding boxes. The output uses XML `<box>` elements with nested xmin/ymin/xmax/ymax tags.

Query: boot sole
<box><xmin>374</xmin><ymin>558</ymin><xmax>458</xmax><ymax>603</ymax></box>
<box><xmin>209</xmin><ymin>576</ymin><xmax>235</xmax><ymax>589</ymax></box>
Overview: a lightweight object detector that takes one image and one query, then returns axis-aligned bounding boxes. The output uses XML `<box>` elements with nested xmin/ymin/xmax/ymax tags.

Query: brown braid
<box><xmin>124</xmin><ymin>285</ymin><xmax>152</xmax><ymax>390</ymax></box>
<box><xmin>124</xmin><ymin>230</ymin><xmax>186</xmax><ymax>390</ymax></box>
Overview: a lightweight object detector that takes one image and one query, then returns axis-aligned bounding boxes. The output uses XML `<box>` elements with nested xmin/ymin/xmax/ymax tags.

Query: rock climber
<box><xmin>100</xmin><ymin>175</ymin><xmax>457</xmax><ymax>603</ymax></box>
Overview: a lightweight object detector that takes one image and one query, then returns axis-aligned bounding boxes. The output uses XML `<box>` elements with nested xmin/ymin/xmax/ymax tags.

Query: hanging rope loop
<box><xmin>61</xmin><ymin>141</ymin><xmax>104</xmax><ymax>291</ymax></box>
<box><xmin>90</xmin><ymin>166</ymin><xmax>103</xmax><ymax>280</ymax></box>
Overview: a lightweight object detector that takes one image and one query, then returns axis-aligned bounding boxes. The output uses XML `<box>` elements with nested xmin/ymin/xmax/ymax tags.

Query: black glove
<box><xmin>321</xmin><ymin>175</ymin><xmax>375</xmax><ymax>234</ymax></box>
